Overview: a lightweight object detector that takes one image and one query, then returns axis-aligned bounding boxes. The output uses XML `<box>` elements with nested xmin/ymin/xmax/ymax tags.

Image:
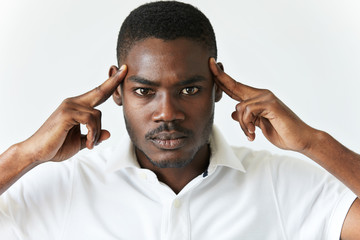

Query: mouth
<box><xmin>150</xmin><ymin>132</ymin><xmax>188</xmax><ymax>150</ymax></box>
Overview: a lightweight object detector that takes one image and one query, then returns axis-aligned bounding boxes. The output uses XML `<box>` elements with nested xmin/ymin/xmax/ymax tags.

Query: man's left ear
<box><xmin>214</xmin><ymin>62</ymin><xmax>224</xmax><ymax>102</ymax></box>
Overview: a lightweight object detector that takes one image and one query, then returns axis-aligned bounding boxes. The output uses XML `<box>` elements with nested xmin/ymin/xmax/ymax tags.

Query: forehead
<box><xmin>124</xmin><ymin>38</ymin><xmax>212</xmax><ymax>82</ymax></box>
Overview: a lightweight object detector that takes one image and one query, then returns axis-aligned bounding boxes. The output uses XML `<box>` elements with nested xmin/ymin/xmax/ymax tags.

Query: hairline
<box><xmin>117</xmin><ymin>36</ymin><xmax>217</xmax><ymax>67</ymax></box>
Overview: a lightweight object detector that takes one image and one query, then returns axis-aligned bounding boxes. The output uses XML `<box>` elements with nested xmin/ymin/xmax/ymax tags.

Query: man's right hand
<box><xmin>20</xmin><ymin>65</ymin><xmax>127</xmax><ymax>164</ymax></box>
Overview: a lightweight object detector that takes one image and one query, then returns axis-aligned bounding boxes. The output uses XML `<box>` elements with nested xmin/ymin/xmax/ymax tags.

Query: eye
<box><xmin>181</xmin><ymin>87</ymin><xmax>200</xmax><ymax>95</ymax></box>
<box><xmin>134</xmin><ymin>88</ymin><xmax>155</xmax><ymax>96</ymax></box>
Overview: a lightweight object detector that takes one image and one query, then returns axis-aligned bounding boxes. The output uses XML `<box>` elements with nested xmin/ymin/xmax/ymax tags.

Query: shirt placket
<box><xmin>160</xmin><ymin>175</ymin><xmax>206</xmax><ymax>240</ymax></box>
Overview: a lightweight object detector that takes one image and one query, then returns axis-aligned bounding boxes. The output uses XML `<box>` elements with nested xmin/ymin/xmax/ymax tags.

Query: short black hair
<box><xmin>116</xmin><ymin>1</ymin><xmax>217</xmax><ymax>65</ymax></box>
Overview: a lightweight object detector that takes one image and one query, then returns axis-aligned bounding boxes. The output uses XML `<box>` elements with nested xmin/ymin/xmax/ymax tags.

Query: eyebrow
<box><xmin>127</xmin><ymin>75</ymin><xmax>207</xmax><ymax>87</ymax></box>
<box><xmin>177</xmin><ymin>76</ymin><xmax>207</xmax><ymax>86</ymax></box>
<box><xmin>127</xmin><ymin>76</ymin><xmax>160</xmax><ymax>86</ymax></box>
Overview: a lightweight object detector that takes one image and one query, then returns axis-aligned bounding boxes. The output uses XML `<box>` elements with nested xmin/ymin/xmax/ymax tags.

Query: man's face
<box><xmin>119</xmin><ymin>38</ymin><xmax>221</xmax><ymax>168</ymax></box>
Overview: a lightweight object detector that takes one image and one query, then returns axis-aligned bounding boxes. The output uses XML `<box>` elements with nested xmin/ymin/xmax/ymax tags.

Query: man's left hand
<box><xmin>209</xmin><ymin>58</ymin><xmax>317</xmax><ymax>153</ymax></box>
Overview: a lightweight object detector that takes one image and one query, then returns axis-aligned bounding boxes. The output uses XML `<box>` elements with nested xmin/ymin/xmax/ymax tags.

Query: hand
<box><xmin>21</xmin><ymin>65</ymin><xmax>127</xmax><ymax>163</ymax></box>
<box><xmin>209</xmin><ymin>58</ymin><xmax>315</xmax><ymax>152</ymax></box>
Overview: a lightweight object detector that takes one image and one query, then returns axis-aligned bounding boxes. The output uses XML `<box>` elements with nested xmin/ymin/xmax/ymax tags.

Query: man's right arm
<box><xmin>0</xmin><ymin>65</ymin><xmax>127</xmax><ymax>195</ymax></box>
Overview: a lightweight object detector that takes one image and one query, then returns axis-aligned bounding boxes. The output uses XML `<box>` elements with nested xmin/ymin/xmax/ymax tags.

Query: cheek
<box><xmin>185</xmin><ymin>96</ymin><xmax>215</xmax><ymax>129</ymax></box>
<box><xmin>124</xmin><ymin>104</ymin><xmax>147</xmax><ymax>123</ymax></box>
<box><xmin>193</xmin><ymin>89</ymin><xmax>215</xmax><ymax>115</ymax></box>
<box><xmin>122</xmin><ymin>97</ymin><xmax>150</xmax><ymax>133</ymax></box>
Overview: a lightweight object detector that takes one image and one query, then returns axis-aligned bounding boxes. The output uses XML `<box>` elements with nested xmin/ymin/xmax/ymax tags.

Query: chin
<box><xmin>150</xmin><ymin>159</ymin><xmax>192</xmax><ymax>168</ymax></box>
<box><xmin>146</xmin><ymin>150</ymin><xmax>195</xmax><ymax>168</ymax></box>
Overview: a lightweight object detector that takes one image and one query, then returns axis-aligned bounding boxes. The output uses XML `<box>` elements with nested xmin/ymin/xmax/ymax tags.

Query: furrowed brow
<box><xmin>177</xmin><ymin>76</ymin><xmax>207</xmax><ymax>86</ymax></box>
<box><xmin>127</xmin><ymin>76</ymin><xmax>160</xmax><ymax>87</ymax></box>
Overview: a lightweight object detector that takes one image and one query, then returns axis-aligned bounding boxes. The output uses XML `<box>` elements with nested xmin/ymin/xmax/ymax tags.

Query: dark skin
<box><xmin>208</xmin><ymin>58</ymin><xmax>360</xmax><ymax>239</ymax></box>
<box><xmin>0</xmin><ymin>37</ymin><xmax>359</xmax><ymax>238</ymax></box>
<box><xmin>111</xmin><ymin>38</ymin><xmax>222</xmax><ymax>193</ymax></box>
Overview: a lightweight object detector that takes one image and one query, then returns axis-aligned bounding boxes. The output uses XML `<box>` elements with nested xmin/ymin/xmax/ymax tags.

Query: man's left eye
<box><xmin>181</xmin><ymin>87</ymin><xmax>199</xmax><ymax>95</ymax></box>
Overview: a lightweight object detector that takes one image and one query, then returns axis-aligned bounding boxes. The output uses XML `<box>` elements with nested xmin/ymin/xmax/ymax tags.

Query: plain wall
<box><xmin>1</xmin><ymin>0</ymin><xmax>359</xmax><ymax>162</ymax></box>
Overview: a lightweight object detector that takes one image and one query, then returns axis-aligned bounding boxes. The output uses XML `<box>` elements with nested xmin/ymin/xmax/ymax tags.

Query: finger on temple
<box><xmin>78</xmin><ymin>64</ymin><xmax>127</xmax><ymax>107</ymax></box>
<box><xmin>209</xmin><ymin>58</ymin><xmax>258</xmax><ymax>102</ymax></box>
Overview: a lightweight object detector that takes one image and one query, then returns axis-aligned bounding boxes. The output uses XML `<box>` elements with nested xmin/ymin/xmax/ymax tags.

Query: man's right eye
<box><xmin>134</xmin><ymin>88</ymin><xmax>155</xmax><ymax>96</ymax></box>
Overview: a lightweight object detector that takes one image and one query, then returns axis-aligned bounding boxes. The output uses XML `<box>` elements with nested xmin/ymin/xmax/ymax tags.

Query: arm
<box><xmin>0</xmin><ymin>65</ymin><xmax>127</xmax><ymax>195</ymax></box>
<box><xmin>303</xmin><ymin>130</ymin><xmax>360</xmax><ymax>240</ymax></box>
<box><xmin>209</xmin><ymin>58</ymin><xmax>360</xmax><ymax>239</ymax></box>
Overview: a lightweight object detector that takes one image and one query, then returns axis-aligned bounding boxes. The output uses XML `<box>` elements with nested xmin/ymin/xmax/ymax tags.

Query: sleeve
<box><xmin>0</xmin><ymin>160</ymin><xmax>75</xmax><ymax>240</ymax></box>
<box><xmin>267</xmin><ymin>155</ymin><xmax>357</xmax><ymax>240</ymax></box>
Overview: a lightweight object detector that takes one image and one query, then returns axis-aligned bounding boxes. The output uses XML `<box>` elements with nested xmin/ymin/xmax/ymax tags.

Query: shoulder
<box><xmin>231</xmin><ymin>146</ymin><xmax>325</xmax><ymax>176</ymax></box>
<box><xmin>2</xmin><ymin>144</ymin><xmax>119</xmax><ymax>202</ymax></box>
<box><xmin>73</xmin><ymin>145</ymin><xmax>119</xmax><ymax>172</ymax></box>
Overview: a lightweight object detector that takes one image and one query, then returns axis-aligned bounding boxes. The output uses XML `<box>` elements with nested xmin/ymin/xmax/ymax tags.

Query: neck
<box><xmin>136</xmin><ymin>144</ymin><xmax>210</xmax><ymax>194</ymax></box>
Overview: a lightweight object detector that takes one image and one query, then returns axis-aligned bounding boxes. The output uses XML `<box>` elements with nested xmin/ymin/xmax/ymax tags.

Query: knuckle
<box><xmin>262</xmin><ymin>89</ymin><xmax>274</xmax><ymax>98</ymax></box>
<box><xmin>244</xmin><ymin>105</ymin><xmax>252</xmax><ymax>114</ymax></box>
<box><xmin>83</xmin><ymin>112</ymin><xmax>94</xmax><ymax>122</ymax></box>
<box><xmin>269</xmin><ymin>98</ymin><xmax>278</xmax><ymax>106</ymax></box>
<box><xmin>61</xmin><ymin>98</ymin><xmax>72</xmax><ymax>107</ymax></box>
<box><xmin>235</xmin><ymin>103</ymin><xmax>242</xmax><ymax>112</ymax></box>
<box><xmin>58</xmin><ymin>107</ymin><xmax>70</xmax><ymax>117</ymax></box>
<box><xmin>74</xmin><ymin>110</ymin><xmax>84</xmax><ymax>118</ymax></box>
<box><xmin>236</xmin><ymin>102</ymin><xmax>246</xmax><ymax>111</ymax></box>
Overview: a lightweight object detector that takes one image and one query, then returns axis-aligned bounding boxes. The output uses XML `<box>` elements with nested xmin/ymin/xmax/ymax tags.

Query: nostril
<box><xmin>152</xmin><ymin>103</ymin><xmax>185</xmax><ymax>122</ymax></box>
<box><xmin>151</xmin><ymin>94</ymin><xmax>186</xmax><ymax>122</ymax></box>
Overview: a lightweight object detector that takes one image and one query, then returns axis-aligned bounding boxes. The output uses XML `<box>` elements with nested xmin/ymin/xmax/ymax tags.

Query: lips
<box><xmin>150</xmin><ymin>132</ymin><xmax>187</xmax><ymax>150</ymax></box>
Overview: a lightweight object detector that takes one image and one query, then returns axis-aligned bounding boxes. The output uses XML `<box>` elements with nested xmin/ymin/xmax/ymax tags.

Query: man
<box><xmin>0</xmin><ymin>1</ymin><xmax>359</xmax><ymax>239</ymax></box>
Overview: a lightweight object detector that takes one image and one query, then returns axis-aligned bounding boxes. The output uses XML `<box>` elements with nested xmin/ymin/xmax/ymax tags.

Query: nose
<box><xmin>152</xmin><ymin>93</ymin><xmax>185</xmax><ymax>122</ymax></box>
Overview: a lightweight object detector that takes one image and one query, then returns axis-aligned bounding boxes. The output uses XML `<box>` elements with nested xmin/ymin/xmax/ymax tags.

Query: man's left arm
<box><xmin>209</xmin><ymin>58</ymin><xmax>360</xmax><ymax>239</ymax></box>
<box><xmin>304</xmin><ymin>127</ymin><xmax>360</xmax><ymax>240</ymax></box>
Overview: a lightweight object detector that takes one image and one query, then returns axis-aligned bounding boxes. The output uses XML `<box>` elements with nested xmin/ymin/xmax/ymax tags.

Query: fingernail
<box><xmin>210</xmin><ymin>58</ymin><xmax>221</xmax><ymax>75</ymax></box>
<box><xmin>119</xmin><ymin>65</ymin><xmax>126</xmax><ymax>71</ymax></box>
<box><xmin>247</xmin><ymin>136</ymin><xmax>253</xmax><ymax>141</ymax></box>
<box><xmin>210</xmin><ymin>58</ymin><xmax>219</xmax><ymax>68</ymax></box>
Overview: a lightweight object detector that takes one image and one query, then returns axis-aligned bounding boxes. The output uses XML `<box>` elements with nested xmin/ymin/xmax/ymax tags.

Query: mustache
<box><xmin>145</xmin><ymin>123</ymin><xmax>193</xmax><ymax>140</ymax></box>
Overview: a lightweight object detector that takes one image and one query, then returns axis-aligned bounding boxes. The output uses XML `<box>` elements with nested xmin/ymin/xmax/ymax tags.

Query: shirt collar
<box><xmin>207</xmin><ymin>125</ymin><xmax>246</xmax><ymax>174</ymax></box>
<box><xmin>106</xmin><ymin>125</ymin><xmax>246</xmax><ymax>174</ymax></box>
<box><xmin>105</xmin><ymin>135</ymin><xmax>140</xmax><ymax>173</ymax></box>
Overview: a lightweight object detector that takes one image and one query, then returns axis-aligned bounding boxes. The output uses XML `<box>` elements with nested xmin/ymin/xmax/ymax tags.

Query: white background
<box><xmin>0</xmin><ymin>0</ymin><xmax>359</xmax><ymax>161</ymax></box>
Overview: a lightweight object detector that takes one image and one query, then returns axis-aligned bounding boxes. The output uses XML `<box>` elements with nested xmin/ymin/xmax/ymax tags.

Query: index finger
<box><xmin>209</xmin><ymin>58</ymin><xmax>258</xmax><ymax>101</ymax></box>
<box><xmin>78</xmin><ymin>64</ymin><xmax>127</xmax><ymax>107</ymax></box>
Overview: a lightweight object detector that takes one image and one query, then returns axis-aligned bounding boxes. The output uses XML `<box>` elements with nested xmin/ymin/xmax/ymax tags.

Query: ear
<box><xmin>214</xmin><ymin>62</ymin><xmax>224</xmax><ymax>102</ymax></box>
<box><xmin>109</xmin><ymin>65</ymin><xmax>123</xmax><ymax>106</ymax></box>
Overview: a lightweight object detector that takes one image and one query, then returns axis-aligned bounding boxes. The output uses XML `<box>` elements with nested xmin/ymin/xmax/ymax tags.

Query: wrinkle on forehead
<box><xmin>124</xmin><ymin>38</ymin><xmax>212</xmax><ymax>83</ymax></box>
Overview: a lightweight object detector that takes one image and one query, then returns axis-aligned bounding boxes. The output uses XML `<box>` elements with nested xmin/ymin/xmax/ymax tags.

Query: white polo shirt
<box><xmin>0</xmin><ymin>126</ymin><xmax>356</xmax><ymax>240</ymax></box>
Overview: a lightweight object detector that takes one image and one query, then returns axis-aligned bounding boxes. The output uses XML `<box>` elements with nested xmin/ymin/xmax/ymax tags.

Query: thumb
<box><xmin>81</xmin><ymin>130</ymin><xmax>110</xmax><ymax>149</ymax></box>
<box><xmin>96</xmin><ymin>130</ymin><xmax>111</xmax><ymax>145</ymax></box>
